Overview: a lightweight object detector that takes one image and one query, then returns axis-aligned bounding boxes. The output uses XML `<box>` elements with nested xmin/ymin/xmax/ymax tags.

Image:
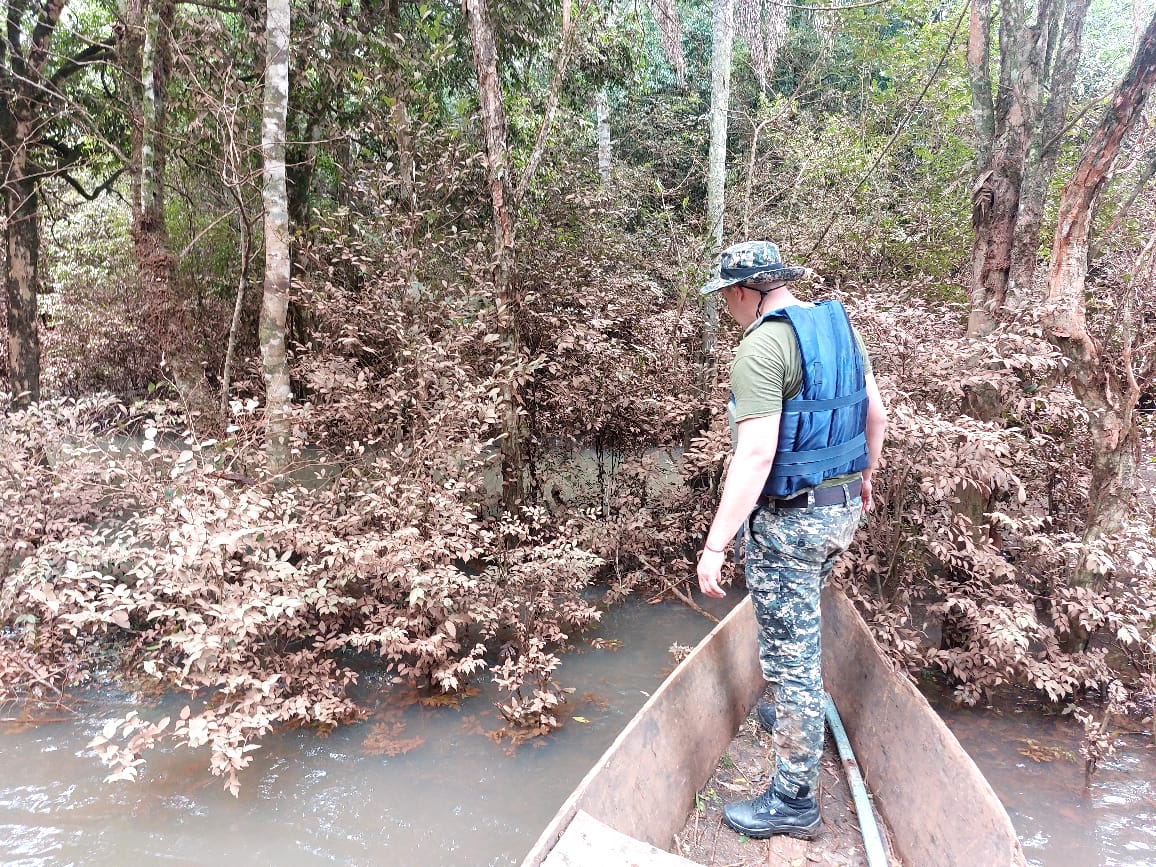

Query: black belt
<box><xmin>761</xmin><ymin>478</ymin><xmax>862</xmax><ymax>510</ymax></box>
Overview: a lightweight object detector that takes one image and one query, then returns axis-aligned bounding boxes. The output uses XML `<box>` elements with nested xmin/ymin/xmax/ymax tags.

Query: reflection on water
<box><xmin>925</xmin><ymin>682</ymin><xmax>1156</xmax><ymax>867</ymax></box>
<box><xmin>0</xmin><ymin>594</ymin><xmax>734</xmax><ymax>866</ymax></box>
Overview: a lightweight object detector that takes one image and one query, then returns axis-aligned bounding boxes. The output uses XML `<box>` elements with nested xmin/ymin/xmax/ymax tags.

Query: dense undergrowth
<box><xmin>840</xmin><ymin>290</ymin><xmax>1156</xmax><ymax>767</ymax></box>
<box><xmin>4</xmin><ymin>277</ymin><xmax>1154</xmax><ymax>791</ymax></box>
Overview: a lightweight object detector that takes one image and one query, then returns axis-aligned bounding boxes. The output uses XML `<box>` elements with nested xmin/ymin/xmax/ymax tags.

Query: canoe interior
<box><xmin>821</xmin><ymin>586</ymin><xmax>1028</xmax><ymax>867</ymax></box>
<box><xmin>522</xmin><ymin>586</ymin><xmax>1027</xmax><ymax>867</ymax></box>
<box><xmin>521</xmin><ymin>598</ymin><xmax>764</xmax><ymax>866</ymax></box>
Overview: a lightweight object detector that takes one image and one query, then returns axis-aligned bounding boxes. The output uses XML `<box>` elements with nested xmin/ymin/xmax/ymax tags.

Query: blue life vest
<box><xmin>751</xmin><ymin>300</ymin><xmax>869</xmax><ymax>498</ymax></box>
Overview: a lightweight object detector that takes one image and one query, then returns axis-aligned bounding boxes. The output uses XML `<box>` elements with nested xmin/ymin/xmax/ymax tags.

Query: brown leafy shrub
<box><xmin>0</xmin><ymin>116</ymin><xmax>736</xmax><ymax>789</ymax></box>
<box><xmin>0</xmin><ymin>393</ymin><xmax>130</xmax><ymax>581</ymax></box>
<box><xmin>0</xmin><ymin>387</ymin><xmax>603</xmax><ymax>792</ymax></box>
<box><xmin>835</xmin><ymin>287</ymin><xmax>1156</xmax><ymax>740</ymax></box>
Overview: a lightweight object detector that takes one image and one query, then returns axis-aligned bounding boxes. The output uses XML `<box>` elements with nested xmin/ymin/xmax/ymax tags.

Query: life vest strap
<box><xmin>782</xmin><ymin>388</ymin><xmax>868</xmax><ymax>413</ymax></box>
<box><xmin>768</xmin><ymin>433</ymin><xmax>868</xmax><ymax>477</ymax></box>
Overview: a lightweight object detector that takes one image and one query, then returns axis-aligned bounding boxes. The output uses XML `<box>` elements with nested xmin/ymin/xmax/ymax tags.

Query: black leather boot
<box><xmin>722</xmin><ymin>785</ymin><xmax>820</xmax><ymax>840</ymax></box>
<box><xmin>756</xmin><ymin>701</ymin><xmax>776</xmax><ymax>732</ymax></box>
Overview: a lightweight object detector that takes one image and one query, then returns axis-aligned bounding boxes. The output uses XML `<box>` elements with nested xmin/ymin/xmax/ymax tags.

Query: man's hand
<box><xmin>697</xmin><ymin>548</ymin><xmax>728</xmax><ymax>598</ymax></box>
<box><xmin>696</xmin><ymin>414</ymin><xmax>780</xmax><ymax>601</ymax></box>
<box><xmin>862</xmin><ymin>372</ymin><xmax>887</xmax><ymax>515</ymax></box>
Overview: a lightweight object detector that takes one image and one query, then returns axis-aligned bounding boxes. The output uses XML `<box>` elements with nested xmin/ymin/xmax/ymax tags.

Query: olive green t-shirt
<box><xmin>727</xmin><ymin>306</ymin><xmax>872</xmax><ymax>491</ymax></box>
<box><xmin>730</xmin><ymin>311</ymin><xmax>871</xmax><ymax>422</ymax></box>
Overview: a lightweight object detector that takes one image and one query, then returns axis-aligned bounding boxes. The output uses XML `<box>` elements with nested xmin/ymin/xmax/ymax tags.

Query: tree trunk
<box><xmin>261</xmin><ymin>0</ymin><xmax>293</xmax><ymax>470</ymax></box>
<box><xmin>596</xmin><ymin>88</ymin><xmax>611</xmax><ymax>186</ymax></box>
<box><xmin>284</xmin><ymin>114</ymin><xmax>318</xmax><ymax>375</ymax></box>
<box><xmin>463</xmin><ymin>0</ymin><xmax>521</xmax><ymax>508</ymax></box>
<box><xmin>1</xmin><ymin>1</ymin><xmax>117</xmax><ymax>408</ymax></box>
<box><xmin>1043</xmin><ymin>12</ymin><xmax>1156</xmax><ymax>568</ymax></box>
<box><xmin>133</xmin><ymin>0</ymin><xmax>168</xmax><ymax>338</ymax></box>
<box><xmin>121</xmin><ymin>0</ymin><xmax>145</xmax><ymax>216</ymax></box>
<box><xmin>384</xmin><ymin>1</ymin><xmax>417</xmax><ymax>286</ymax></box>
<box><xmin>965</xmin><ymin>0</ymin><xmax>1090</xmax><ymax>336</ymax></box>
<box><xmin>705</xmin><ymin>0</ymin><xmax>732</xmax><ymax>247</ymax></box>
<box><xmin>1008</xmin><ymin>0</ymin><xmax>1091</xmax><ymax>300</ymax></box>
<box><xmin>4</xmin><ymin>159</ymin><xmax>41</xmax><ymax>407</ymax></box>
<box><xmin>966</xmin><ymin>0</ymin><xmax>996</xmax><ymax>171</ymax></box>
<box><xmin>285</xmin><ymin>119</ymin><xmax>318</xmax><ymax>233</ymax></box>
<box><xmin>131</xmin><ymin>0</ymin><xmax>211</xmax><ymax>414</ymax></box>
<box><xmin>393</xmin><ymin>96</ymin><xmax>418</xmax><ymax>214</ymax></box>
<box><xmin>463</xmin><ymin>0</ymin><xmax>578</xmax><ymax>509</ymax></box>
<box><xmin>967</xmin><ymin>0</ymin><xmax>1044</xmax><ymax>335</ymax></box>
<box><xmin>1</xmin><ymin>0</ymin><xmax>72</xmax><ymax>407</ymax></box>
<box><xmin>699</xmin><ymin>0</ymin><xmax>732</xmax><ymax>428</ymax></box>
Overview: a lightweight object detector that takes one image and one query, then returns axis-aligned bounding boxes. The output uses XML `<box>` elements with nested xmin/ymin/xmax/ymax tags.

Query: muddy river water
<box><xmin>0</xmin><ymin>596</ymin><xmax>733</xmax><ymax>866</ymax></box>
<box><xmin>927</xmin><ymin>685</ymin><xmax>1156</xmax><ymax>867</ymax></box>
<box><xmin>2</xmin><ymin>595</ymin><xmax>1152</xmax><ymax>866</ymax></box>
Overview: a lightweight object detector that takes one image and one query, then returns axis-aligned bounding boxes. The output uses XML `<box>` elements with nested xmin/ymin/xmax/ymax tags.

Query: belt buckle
<box><xmin>779</xmin><ymin>489</ymin><xmax>813</xmax><ymax>510</ymax></box>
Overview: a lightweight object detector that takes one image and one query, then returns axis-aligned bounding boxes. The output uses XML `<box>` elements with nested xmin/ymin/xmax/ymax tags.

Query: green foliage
<box><xmin>1076</xmin><ymin>0</ymin><xmax>1156</xmax><ymax>100</ymax></box>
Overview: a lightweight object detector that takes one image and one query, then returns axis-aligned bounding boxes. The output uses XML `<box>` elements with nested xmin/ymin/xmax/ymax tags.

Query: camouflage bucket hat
<box><xmin>699</xmin><ymin>240</ymin><xmax>808</xmax><ymax>295</ymax></box>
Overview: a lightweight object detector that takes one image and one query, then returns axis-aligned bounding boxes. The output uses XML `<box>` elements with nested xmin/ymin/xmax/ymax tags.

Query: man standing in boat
<box><xmin>696</xmin><ymin>240</ymin><xmax>888</xmax><ymax>840</ymax></box>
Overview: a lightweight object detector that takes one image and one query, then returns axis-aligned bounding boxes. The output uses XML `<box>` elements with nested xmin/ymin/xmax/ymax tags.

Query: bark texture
<box><xmin>595</xmin><ymin>89</ymin><xmax>611</xmax><ymax>186</ymax></box>
<box><xmin>463</xmin><ymin>0</ymin><xmax>520</xmax><ymax>507</ymax></box>
<box><xmin>1</xmin><ymin>0</ymin><xmax>70</xmax><ymax>406</ymax></box>
<box><xmin>966</xmin><ymin>0</ymin><xmax>1090</xmax><ymax>336</ymax></box>
<box><xmin>4</xmin><ymin>153</ymin><xmax>41</xmax><ymax>406</ymax></box>
<box><xmin>1008</xmin><ymin>0</ymin><xmax>1091</xmax><ymax>297</ymax></box>
<box><xmin>705</xmin><ymin>0</ymin><xmax>733</xmax><ymax>248</ymax></box>
<box><xmin>261</xmin><ymin>0</ymin><xmax>293</xmax><ymax>469</ymax></box>
<box><xmin>699</xmin><ymin>0</ymin><xmax>733</xmax><ymax>430</ymax></box>
<box><xmin>1043</xmin><ymin>12</ymin><xmax>1156</xmax><ymax>560</ymax></box>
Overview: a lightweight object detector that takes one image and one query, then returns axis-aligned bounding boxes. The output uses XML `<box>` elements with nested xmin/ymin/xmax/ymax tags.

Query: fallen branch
<box><xmin>649</xmin><ymin>576</ymin><xmax>721</xmax><ymax>623</ymax></box>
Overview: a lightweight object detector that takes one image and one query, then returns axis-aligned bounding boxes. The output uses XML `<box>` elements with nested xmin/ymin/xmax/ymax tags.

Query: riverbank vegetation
<box><xmin>2</xmin><ymin>0</ymin><xmax>1155</xmax><ymax>792</ymax></box>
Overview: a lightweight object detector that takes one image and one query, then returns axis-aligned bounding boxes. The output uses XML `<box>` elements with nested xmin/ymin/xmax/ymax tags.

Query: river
<box><xmin>0</xmin><ymin>594</ymin><xmax>733</xmax><ymax>866</ymax></box>
<box><xmin>3</xmin><ymin>593</ymin><xmax>1153</xmax><ymax>866</ymax></box>
<box><xmin>926</xmin><ymin>683</ymin><xmax>1156</xmax><ymax>867</ymax></box>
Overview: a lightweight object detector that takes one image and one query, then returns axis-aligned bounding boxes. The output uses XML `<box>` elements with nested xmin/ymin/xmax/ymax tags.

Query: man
<box><xmin>696</xmin><ymin>240</ymin><xmax>887</xmax><ymax>840</ymax></box>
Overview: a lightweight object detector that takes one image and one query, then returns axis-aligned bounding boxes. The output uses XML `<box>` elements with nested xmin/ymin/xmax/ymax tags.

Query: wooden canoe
<box><xmin>521</xmin><ymin>586</ymin><xmax>1028</xmax><ymax>867</ymax></box>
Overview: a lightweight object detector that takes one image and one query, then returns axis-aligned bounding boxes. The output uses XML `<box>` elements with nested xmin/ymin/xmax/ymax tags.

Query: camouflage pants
<box><xmin>745</xmin><ymin>495</ymin><xmax>860</xmax><ymax>800</ymax></box>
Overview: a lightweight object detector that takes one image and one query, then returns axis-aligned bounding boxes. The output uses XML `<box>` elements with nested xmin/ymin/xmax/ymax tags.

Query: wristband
<box><xmin>703</xmin><ymin>541</ymin><xmax>727</xmax><ymax>554</ymax></box>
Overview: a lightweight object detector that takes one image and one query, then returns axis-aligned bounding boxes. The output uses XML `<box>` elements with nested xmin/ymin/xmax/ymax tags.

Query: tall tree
<box><xmin>125</xmin><ymin>0</ymin><xmax>214</xmax><ymax>412</ymax></box>
<box><xmin>966</xmin><ymin>0</ymin><xmax>1091</xmax><ymax>336</ymax></box>
<box><xmin>1</xmin><ymin>1</ymin><xmax>113</xmax><ymax>407</ymax></box>
<box><xmin>261</xmin><ymin>0</ymin><xmax>292</xmax><ymax>468</ymax></box>
<box><xmin>1042</xmin><ymin>12</ymin><xmax>1156</xmax><ymax>557</ymax></box>
<box><xmin>1008</xmin><ymin>0</ymin><xmax>1091</xmax><ymax>294</ymax></box>
<box><xmin>595</xmin><ymin>88</ymin><xmax>611</xmax><ymax>186</ymax></box>
<box><xmin>462</xmin><ymin>0</ymin><xmax>578</xmax><ymax>507</ymax></box>
<box><xmin>698</xmin><ymin>0</ymin><xmax>732</xmax><ymax>425</ymax></box>
<box><xmin>705</xmin><ymin>0</ymin><xmax>732</xmax><ymax>249</ymax></box>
